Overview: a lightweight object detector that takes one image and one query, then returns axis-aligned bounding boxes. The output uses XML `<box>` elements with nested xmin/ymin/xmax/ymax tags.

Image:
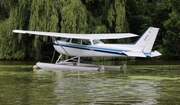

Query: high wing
<box><xmin>13</xmin><ymin>30</ymin><xmax>138</xmax><ymax>39</ymax></box>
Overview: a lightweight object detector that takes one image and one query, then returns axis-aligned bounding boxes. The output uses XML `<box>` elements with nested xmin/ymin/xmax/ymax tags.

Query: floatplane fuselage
<box><xmin>53</xmin><ymin>39</ymin><xmax>150</xmax><ymax>57</ymax></box>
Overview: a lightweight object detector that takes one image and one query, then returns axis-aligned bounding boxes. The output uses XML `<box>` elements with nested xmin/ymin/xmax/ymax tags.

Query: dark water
<box><xmin>0</xmin><ymin>60</ymin><xmax>180</xmax><ymax>105</ymax></box>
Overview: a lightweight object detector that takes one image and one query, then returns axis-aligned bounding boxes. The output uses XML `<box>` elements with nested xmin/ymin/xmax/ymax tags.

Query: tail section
<box><xmin>124</xmin><ymin>27</ymin><xmax>161</xmax><ymax>57</ymax></box>
<box><xmin>136</xmin><ymin>27</ymin><xmax>161</xmax><ymax>57</ymax></box>
<box><xmin>135</xmin><ymin>27</ymin><xmax>159</xmax><ymax>52</ymax></box>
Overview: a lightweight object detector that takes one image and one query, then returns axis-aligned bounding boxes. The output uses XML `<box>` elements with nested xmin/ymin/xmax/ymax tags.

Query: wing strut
<box><xmin>53</xmin><ymin>38</ymin><xmax>70</xmax><ymax>56</ymax></box>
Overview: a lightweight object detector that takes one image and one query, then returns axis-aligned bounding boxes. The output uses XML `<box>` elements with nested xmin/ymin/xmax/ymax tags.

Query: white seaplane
<box><xmin>13</xmin><ymin>27</ymin><xmax>161</xmax><ymax>71</ymax></box>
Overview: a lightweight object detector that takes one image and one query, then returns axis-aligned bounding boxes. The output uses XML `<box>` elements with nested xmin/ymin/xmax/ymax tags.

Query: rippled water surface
<box><xmin>0</xmin><ymin>60</ymin><xmax>180</xmax><ymax>105</ymax></box>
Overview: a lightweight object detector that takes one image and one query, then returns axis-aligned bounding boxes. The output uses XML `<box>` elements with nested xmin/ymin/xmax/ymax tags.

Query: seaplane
<box><xmin>13</xmin><ymin>27</ymin><xmax>161</xmax><ymax>71</ymax></box>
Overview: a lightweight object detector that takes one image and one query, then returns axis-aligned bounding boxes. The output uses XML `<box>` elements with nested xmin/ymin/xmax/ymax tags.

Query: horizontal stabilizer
<box><xmin>122</xmin><ymin>52</ymin><xmax>146</xmax><ymax>57</ymax></box>
<box><xmin>149</xmin><ymin>51</ymin><xmax>162</xmax><ymax>57</ymax></box>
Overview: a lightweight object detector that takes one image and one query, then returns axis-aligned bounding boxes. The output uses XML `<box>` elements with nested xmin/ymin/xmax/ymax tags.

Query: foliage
<box><xmin>0</xmin><ymin>0</ymin><xmax>180</xmax><ymax>60</ymax></box>
<box><xmin>157</xmin><ymin>0</ymin><xmax>180</xmax><ymax>59</ymax></box>
<box><xmin>126</xmin><ymin>0</ymin><xmax>158</xmax><ymax>34</ymax></box>
<box><xmin>0</xmin><ymin>0</ymin><xmax>60</xmax><ymax>60</ymax></box>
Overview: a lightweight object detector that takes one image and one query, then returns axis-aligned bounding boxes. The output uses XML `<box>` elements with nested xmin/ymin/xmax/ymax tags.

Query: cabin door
<box><xmin>70</xmin><ymin>38</ymin><xmax>81</xmax><ymax>56</ymax></box>
<box><xmin>80</xmin><ymin>39</ymin><xmax>94</xmax><ymax>56</ymax></box>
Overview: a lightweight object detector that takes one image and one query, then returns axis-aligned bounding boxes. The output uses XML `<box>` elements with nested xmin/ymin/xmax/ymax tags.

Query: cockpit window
<box><xmin>82</xmin><ymin>39</ymin><xmax>91</xmax><ymax>45</ymax></box>
<box><xmin>93</xmin><ymin>39</ymin><xmax>104</xmax><ymax>45</ymax></box>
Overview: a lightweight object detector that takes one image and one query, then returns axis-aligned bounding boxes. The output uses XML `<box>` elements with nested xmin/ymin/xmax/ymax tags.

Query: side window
<box><xmin>93</xmin><ymin>39</ymin><xmax>104</xmax><ymax>45</ymax></box>
<box><xmin>71</xmin><ymin>38</ymin><xmax>81</xmax><ymax>44</ymax></box>
<box><xmin>82</xmin><ymin>39</ymin><xmax>91</xmax><ymax>45</ymax></box>
<box><xmin>65</xmin><ymin>38</ymin><xmax>71</xmax><ymax>42</ymax></box>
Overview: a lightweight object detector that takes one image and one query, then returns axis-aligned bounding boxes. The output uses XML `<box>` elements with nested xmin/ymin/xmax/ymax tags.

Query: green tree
<box><xmin>126</xmin><ymin>0</ymin><xmax>159</xmax><ymax>34</ymax></box>
<box><xmin>160</xmin><ymin>0</ymin><xmax>180</xmax><ymax>59</ymax></box>
<box><xmin>83</xmin><ymin>0</ymin><xmax>127</xmax><ymax>33</ymax></box>
<box><xmin>60</xmin><ymin>0</ymin><xmax>88</xmax><ymax>33</ymax></box>
<box><xmin>0</xmin><ymin>0</ymin><xmax>59</xmax><ymax>60</ymax></box>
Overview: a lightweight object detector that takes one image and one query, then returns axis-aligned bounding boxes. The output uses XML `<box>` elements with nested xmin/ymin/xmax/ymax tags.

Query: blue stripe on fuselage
<box><xmin>53</xmin><ymin>42</ymin><xmax>128</xmax><ymax>55</ymax></box>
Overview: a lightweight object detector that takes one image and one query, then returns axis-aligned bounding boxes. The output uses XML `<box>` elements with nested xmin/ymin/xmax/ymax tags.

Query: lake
<box><xmin>0</xmin><ymin>60</ymin><xmax>180</xmax><ymax>105</ymax></box>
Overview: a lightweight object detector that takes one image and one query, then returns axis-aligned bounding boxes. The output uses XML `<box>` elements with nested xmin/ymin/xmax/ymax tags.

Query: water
<box><xmin>0</xmin><ymin>60</ymin><xmax>180</xmax><ymax>105</ymax></box>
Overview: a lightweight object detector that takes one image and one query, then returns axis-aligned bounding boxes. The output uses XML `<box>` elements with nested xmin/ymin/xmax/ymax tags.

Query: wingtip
<box><xmin>12</xmin><ymin>30</ymin><xmax>18</xmax><ymax>33</ymax></box>
<box><xmin>12</xmin><ymin>30</ymin><xmax>26</xmax><ymax>34</ymax></box>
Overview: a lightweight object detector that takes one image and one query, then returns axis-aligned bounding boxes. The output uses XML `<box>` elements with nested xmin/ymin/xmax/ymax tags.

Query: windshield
<box><xmin>93</xmin><ymin>39</ymin><xmax>104</xmax><ymax>45</ymax></box>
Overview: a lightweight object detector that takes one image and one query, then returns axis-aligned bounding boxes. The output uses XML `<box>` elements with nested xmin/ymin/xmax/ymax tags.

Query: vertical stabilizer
<box><xmin>135</xmin><ymin>27</ymin><xmax>159</xmax><ymax>53</ymax></box>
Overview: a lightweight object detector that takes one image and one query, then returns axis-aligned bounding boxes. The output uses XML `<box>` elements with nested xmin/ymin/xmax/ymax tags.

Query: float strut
<box><xmin>78</xmin><ymin>56</ymin><xmax>80</xmax><ymax>64</ymax></box>
<box><xmin>55</xmin><ymin>54</ymin><xmax>62</xmax><ymax>64</ymax></box>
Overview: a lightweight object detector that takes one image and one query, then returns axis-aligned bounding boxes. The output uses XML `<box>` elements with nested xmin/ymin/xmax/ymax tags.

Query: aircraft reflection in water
<box><xmin>54</xmin><ymin>71</ymin><xmax>160</xmax><ymax>105</ymax></box>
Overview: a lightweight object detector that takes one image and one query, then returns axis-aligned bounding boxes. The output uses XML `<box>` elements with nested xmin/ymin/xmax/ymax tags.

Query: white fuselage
<box><xmin>53</xmin><ymin>39</ymin><xmax>139</xmax><ymax>57</ymax></box>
